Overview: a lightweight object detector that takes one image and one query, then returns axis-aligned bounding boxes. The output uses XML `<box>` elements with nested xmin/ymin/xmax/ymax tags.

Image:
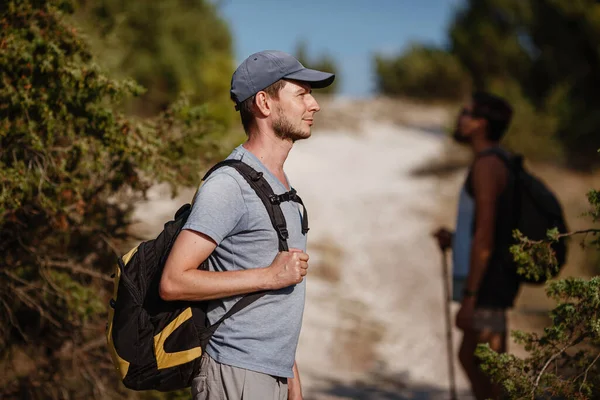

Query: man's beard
<box><xmin>273</xmin><ymin>109</ymin><xmax>309</xmax><ymax>142</ymax></box>
<box><xmin>452</xmin><ymin>128</ymin><xmax>470</xmax><ymax>144</ymax></box>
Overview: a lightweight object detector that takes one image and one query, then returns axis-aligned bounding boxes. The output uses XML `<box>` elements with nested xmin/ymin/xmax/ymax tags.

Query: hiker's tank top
<box><xmin>466</xmin><ymin>148</ymin><xmax>521</xmax><ymax>309</ymax></box>
<box><xmin>452</xmin><ymin>185</ymin><xmax>474</xmax><ymax>302</ymax></box>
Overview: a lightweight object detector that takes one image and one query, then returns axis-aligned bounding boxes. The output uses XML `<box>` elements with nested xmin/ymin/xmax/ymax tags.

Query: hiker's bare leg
<box><xmin>459</xmin><ymin>329</ymin><xmax>487</xmax><ymax>400</ymax></box>
<box><xmin>459</xmin><ymin>329</ymin><xmax>506</xmax><ymax>400</ymax></box>
<box><xmin>478</xmin><ymin>330</ymin><xmax>506</xmax><ymax>399</ymax></box>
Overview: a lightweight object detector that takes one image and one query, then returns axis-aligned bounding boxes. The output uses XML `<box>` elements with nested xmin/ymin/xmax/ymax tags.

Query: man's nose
<box><xmin>307</xmin><ymin>94</ymin><xmax>320</xmax><ymax>113</ymax></box>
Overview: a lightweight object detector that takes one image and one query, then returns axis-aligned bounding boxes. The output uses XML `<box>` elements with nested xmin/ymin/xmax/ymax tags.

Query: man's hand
<box><xmin>288</xmin><ymin>380</ymin><xmax>303</xmax><ymax>400</ymax></box>
<box><xmin>456</xmin><ymin>296</ymin><xmax>476</xmax><ymax>331</ymax></box>
<box><xmin>265</xmin><ymin>249</ymin><xmax>309</xmax><ymax>290</ymax></box>
<box><xmin>288</xmin><ymin>361</ymin><xmax>303</xmax><ymax>400</ymax></box>
<box><xmin>433</xmin><ymin>227</ymin><xmax>453</xmax><ymax>251</ymax></box>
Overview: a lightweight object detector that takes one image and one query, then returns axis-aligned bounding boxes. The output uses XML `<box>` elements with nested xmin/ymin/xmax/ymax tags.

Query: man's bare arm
<box><xmin>465</xmin><ymin>155</ymin><xmax>508</xmax><ymax>294</ymax></box>
<box><xmin>159</xmin><ymin>230</ymin><xmax>309</xmax><ymax>301</ymax></box>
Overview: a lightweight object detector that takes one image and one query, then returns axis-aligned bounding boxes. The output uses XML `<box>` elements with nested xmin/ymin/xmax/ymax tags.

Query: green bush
<box><xmin>478</xmin><ymin>188</ymin><xmax>600</xmax><ymax>399</ymax></box>
<box><xmin>373</xmin><ymin>44</ymin><xmax>470</xmax><ymax>102</ymax></box>
<box><xmin>75</xmin><ymin>0</ymin><xmax>236</xmax><ymax>124</ymax></box>
<box><xmin>0</xmin><ymin>1</ymin><xmax>226</xmax><ymax>398</ymax></box>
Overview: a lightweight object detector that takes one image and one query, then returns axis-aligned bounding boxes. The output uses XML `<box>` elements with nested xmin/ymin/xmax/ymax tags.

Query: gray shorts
<box><xmin>192</xmin><ymin>353</ymin><xmax>288</xmax><ymax>400</ymax></box>
<box><xmin>473</xmin><ymin>308</ymin><xmax>507</xmax><ymax>334</ymax></box>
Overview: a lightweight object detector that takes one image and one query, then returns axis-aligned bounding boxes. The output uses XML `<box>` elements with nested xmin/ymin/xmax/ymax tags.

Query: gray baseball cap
<box><xmin>230</xmin><ymin>50</ymin><xmax>335</xmax><ymax>110</ymax></box>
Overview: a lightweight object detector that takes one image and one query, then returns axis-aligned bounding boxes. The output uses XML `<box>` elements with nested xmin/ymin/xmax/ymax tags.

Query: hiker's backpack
<box><xmin>106</xmin><ymin>159</ymin><xmax>308</xmax><ymax>392</ymax></box>
<box><xmin>480</xmin><ymin>148</ymin><xmax>568</xmax><ymax>285</ymax></box>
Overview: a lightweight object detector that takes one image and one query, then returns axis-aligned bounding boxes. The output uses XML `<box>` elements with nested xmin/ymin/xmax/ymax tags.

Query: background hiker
<box><xmin>434</xmin><ymin>92</ymin><xmax>520</xmax><ymax>400</ymax></box>
<box><xmin>160</xmin><ymin>50</ymin><xmax>334</xmax><ymax>400</ymax></box>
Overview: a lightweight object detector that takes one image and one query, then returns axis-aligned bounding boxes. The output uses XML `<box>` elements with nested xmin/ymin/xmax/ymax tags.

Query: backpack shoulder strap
<box><xmin>202</xmin><ymin>159</ymin><xmax>246</xmax><ymax>181</ymax></box>
<box><xmin>205</xmin><ymin>160</ymin><xmax>290</xmax><ymax>252</ymax></box>
<box><xmin>475</xmin><ymin>147</ymin><xmax>512</xmax><ymax>166</ymax></box>
<box><xmin>198</xmin><ymin>159</ymin><xmax>299</xmax><ymax>332</ymax></box>
<box><xmin>204</xmin><ymin>159</ymin><xmax>310</xmax><ymax>241</ymax></box>
<box><xmin>475</xmin><ymin>147</ymin><xmax>527</xmax><ymax>171</ymax></box>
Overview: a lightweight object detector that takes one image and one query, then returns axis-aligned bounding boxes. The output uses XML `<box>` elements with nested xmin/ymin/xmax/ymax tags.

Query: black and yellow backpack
<box><xmin>106</xmin><ymin>159</ymin><xmax>308</xmax><ymax>392</ymax></box>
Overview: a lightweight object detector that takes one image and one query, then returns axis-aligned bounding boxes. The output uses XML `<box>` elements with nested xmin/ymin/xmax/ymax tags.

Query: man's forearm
<box><xmin>160</xmin><ymin>268</ymin><xmax>270</xmax><ymax>302</ymax></box>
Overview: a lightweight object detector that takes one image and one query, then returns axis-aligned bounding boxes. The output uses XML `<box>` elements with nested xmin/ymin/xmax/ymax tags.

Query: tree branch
<box><xmin>579</xmin><ymin>351</ymin><xmax>600</xmax><ymax>394</ymax></box>
<box><xmin>532</xmin><ymin>340</ymin><xmax>575</xmax><ymax>399</ymax></box>
<box><xmin>9</xmin><ymin>284</ymin><xmax>62</xmax><ymax>328</ymax></box>
<box><xmin>0</xmin><ymin>296</ymin><xmax>28</xmax><ymax>341</ymax></box>
<box><xmin>524</xmin><ymin>229</ymin><xmax>600</xmax><ymax>246</ymax></box>
<box><xmin>45</xmin><ymin>260</ymin><xmax>112</xmax><ymax>283</ymax></box>
<box><xmin>77</xmin><ymin>336</ymin><xmax>107</xmax><ymax>355</ymax></box>
<box><xmin>38</xmin><ymin>267</ymin><xmax>69</xmax><ymax>301</ymax></box>
<box><xmin>558</xmin><ymin>229</ymin><xmax>600</xmax><ymax>239</ymax></box>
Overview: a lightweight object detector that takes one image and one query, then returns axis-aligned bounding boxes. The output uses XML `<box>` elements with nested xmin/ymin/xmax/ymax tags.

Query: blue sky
<box><xmin>219</xmin><ymin>0</ymin><xmax>465</xmax><ymax>97</ymax></box>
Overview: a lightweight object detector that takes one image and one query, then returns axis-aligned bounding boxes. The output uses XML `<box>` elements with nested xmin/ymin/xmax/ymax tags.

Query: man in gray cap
<box><xmin>160</xmin><ymin>50</ymin><xmax>335</xmax><ymax>399</ymax></box>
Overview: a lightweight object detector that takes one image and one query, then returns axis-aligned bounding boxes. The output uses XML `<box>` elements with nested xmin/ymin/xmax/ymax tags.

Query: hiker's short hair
<box><xmin>471</xmin><ymin>92</ymin><xmax>513</xmax><ymax>141</ymax></box>
<box><xmin>236</xmin><ymin>80</ymin><xmax>286</xmax><ymax>134</ymax></box>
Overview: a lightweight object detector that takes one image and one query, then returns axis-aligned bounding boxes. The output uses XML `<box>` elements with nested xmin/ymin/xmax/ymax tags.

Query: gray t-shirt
<box><xmin>182</xmin><ymin>145</ymin><xmax>307</xmax><ymax>378</ymax></box>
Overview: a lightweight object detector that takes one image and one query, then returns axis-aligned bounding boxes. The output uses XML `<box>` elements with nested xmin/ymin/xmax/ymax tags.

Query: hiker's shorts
<box><xmin>472</xmin><ymin>308</ymin><xmax>507</xmax><ymax>334</ymax></box>
<box><xmin>192</xmin><ymin>353</ymin><xmax>288</xmax><ymax>400</ymax></box>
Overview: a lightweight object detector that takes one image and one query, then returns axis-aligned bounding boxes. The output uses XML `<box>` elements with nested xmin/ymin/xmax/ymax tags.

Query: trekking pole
<box><xmin>440</xmin><ymin>248</ymin><xmax>458</xmax><ymax>400</ymax></box>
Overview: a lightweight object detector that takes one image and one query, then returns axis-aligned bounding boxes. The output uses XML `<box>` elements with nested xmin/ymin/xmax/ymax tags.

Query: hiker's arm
<box><xmin>288</xmin><ymin>361</ymin><xmax>303</xmax><ymax>400</ymax></box>
<box><xmin>160</xmin><ymin>173</ymin><xmax>308</xmax><ymax>301</ymax></box>
<box><xmin>160</xmin><ymin>230</ymin><xmax>308</xmax><ymax>301</ymax></box>
<box><xmin>160</xmin><ymin>230</ymin><xmax>266</xmax><ymax>301</ymax></box>
<box><xmin>465</xmin><ymin>156</ymin><xmax>508</xmax><ymax>296</ymax></box>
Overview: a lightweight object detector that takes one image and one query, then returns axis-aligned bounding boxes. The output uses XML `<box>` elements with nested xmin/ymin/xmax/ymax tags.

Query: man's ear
<box><xmin>254</xmin><ymin>91</ymin><xmax>271</xmax><ymax>117</ymax></box>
